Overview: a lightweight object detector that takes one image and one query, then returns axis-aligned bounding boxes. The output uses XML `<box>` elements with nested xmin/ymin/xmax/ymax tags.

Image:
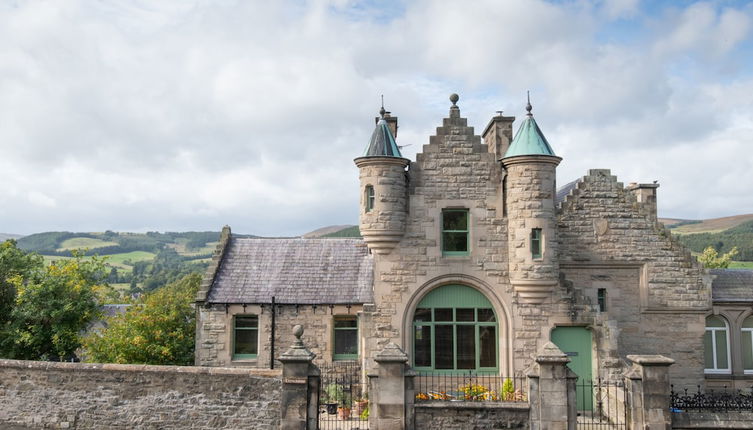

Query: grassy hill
<box><xmin>662</xmin><ymin>214</ymin><xmax>753</xmax><ymax>235</ymax></box>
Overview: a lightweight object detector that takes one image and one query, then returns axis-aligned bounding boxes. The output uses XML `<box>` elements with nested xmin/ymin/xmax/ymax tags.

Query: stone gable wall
<box><xmin>0</xmin><ymin>359</ymin><xmax>281</xmax><ymax>430</ymax></box>
<box><xmin>366</xmin><ymin>107</ymin><xmax>554</xmax><ymax>376</ymax></box>
<box><xmin>558</xmin><ymin>169</ymin><xmax>711</xmax><ymax>386</ymax></box>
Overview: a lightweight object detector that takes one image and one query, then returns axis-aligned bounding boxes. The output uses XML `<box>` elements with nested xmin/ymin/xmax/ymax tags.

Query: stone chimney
<box><xmin>627</xmin><ymin>182</ymin><xmax>659</xmax><ymax>221</ymax></box>
<box><xmin>482</xmin><ymin>113</ymin><xmax>515</xmax><ymax>158</ymax></box>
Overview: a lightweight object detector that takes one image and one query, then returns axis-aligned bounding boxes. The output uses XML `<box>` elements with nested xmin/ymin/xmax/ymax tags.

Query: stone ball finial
<box><xmin>450</xmin><ymin>93</ymin><xmax>459</xmax><ymax>106</ymax></box>
<box><xmin>293</xmin><ymin>324</ymin><xmax>304</xmax><ymax>340</ymax></box>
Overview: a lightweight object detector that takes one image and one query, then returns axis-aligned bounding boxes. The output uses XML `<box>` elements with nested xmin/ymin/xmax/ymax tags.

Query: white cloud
<box><xmin>0</xmin><ymin>0</ymin><xmax>752</xmax><ymax>236</ymax></box>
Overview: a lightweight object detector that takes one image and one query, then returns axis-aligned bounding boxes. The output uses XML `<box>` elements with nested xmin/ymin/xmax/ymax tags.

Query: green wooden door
<box><xmin>551</xmin><ymin>327</ymin><xmax>593</xmax><ymax>411</ymax></box>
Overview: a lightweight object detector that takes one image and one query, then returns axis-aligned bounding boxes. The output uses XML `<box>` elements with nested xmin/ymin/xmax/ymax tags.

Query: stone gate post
<box><xmin>279</xmin><ymin>325</ymin><xmax>318</xmax><ymax>430</ymax></box>
<box><xmin>528</xmin><ymin>341</ymin><xmax>577</xmax><ymax>430</ymax></box>
<box><xmin>624</xmin><ymin>355</ymin><xmax>674</xmax><ymax>430</ymax></box>
<box><xmin>370</xmin><ymin>342</ymin><xmax>413</xmax><ymax>430</ymax></box>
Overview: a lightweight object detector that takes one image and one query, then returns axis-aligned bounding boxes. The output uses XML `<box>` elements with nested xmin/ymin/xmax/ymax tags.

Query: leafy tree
<box><xmin>698</xmin><ymin>246</ymin><xmax>739</xmax><ymax>269</ymax></box>
<box><xmin>0</xmin><ymin>240</ymin><xmax>44</xmax><ymax>325</ymax></box>
<box><xmin>83</xmin><ymin>272</ymin><xmax>201</xmax><ymax>365</ymax></box>
<box><xmin>0</xmin><ymin>252</ymin><xmax>105</xmax><ymax>360</ymax></box>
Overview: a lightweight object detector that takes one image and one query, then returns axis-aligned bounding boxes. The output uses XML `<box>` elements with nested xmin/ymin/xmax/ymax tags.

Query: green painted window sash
<box><xmin>412</xmin><ymin>308</ymin><xmax>498</xmax><ymax>372</ymax></box>
<box><xmin>442</xmin><ymin>209</ymin><xmax>469</xmax><ymax>256</ymax></box>
<box><xmin>233</xmin><ymin>316</ymin><xmax>258</xmax><ymax>360</ymax></box>
<box><xmin>531</xmin><ymin>228</ymin><xmax>542</xmax><ymax>259</ymax></box>
<box><xmin>333</xmin><ymin>317</ymin><xmax>359</xmax><ymax>361</ymax></box>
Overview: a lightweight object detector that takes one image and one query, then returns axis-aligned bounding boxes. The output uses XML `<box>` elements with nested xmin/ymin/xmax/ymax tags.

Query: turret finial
<box><xmin>450</xmin><ymin>93</ymin><xmax>459</xmax><ymax>106</ymax></box>
<box><xmin>379</xmin><ymin>95</ymin><xmax>386</xmax><ymax>118</ymax></box>
<box><xmin>526</xmin><ymin>91</ymin><xmax>533</xmax><ymax>117</ymax></box>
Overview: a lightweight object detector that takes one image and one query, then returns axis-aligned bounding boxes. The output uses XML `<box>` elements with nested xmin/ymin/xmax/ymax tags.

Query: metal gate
<box><xmin>576</xmin><ymin>379</ymin><xmax>629</xmax><ymax>429</ymax></box>
<box><xmin>318</xmin><ymin>362</ymin><xmax>369</xmax><ymax>430</ymax></box>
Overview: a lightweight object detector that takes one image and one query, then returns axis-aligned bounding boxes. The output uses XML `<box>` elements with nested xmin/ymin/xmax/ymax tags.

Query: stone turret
<box><xmin>501</xmin><ymin>96</ymin><xmax>562</xmax><ymax>303</ymax></box>
<box><xmin>354</xmin><ymin>106</ymin><xmax>410</xmax><ymax>254</ymax></box>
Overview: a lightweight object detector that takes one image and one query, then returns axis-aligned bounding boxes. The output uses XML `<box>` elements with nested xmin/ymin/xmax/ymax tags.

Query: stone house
<box><xmin>195</xmin><ymin>94</ymin><xmax>753</xmax><ymax>392</ymax></box>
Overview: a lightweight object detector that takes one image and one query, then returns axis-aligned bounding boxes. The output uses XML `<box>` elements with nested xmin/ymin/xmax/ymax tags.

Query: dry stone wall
<box><xmin>0</xmin><ymin>359</ymin><xmax>281</xmax><ymax>430</ymax></box>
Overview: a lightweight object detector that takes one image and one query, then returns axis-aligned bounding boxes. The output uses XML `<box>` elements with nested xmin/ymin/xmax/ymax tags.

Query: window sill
<box><xmin>704</xmin><ymin>371</ymin><xmax>732</xmax><ymax>377</ymax></box>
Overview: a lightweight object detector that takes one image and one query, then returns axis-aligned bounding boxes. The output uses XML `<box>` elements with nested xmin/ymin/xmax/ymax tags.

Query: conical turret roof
<box><xmin>503</xmin><ymin>95</ymin><xmax>556</xmax><ymax>158</ymax></box>
<box><xmin>362</xmin><ymin>116</ymin><xmax>403</xmax><ymax>158</ymax></box>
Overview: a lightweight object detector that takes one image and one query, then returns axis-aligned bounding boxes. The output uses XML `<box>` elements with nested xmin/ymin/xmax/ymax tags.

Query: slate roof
<box><xmin>556</xmin><ymin>179</ymin><xmax>579</xmax><ymax>205</ymax></box>
<box><xmin>206</xmin><ymin>238</ymin><xmax>373</xmax><ymax>304</ymax></box>
<box><xmin>711</xmin><ymin>269</ymin><xmax>753</xmax><ymax>302</ymax></box>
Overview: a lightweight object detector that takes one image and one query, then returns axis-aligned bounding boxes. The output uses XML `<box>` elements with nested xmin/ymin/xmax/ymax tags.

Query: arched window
<box><xmin>743</xmin><ymin>317</ymin><xmax>753</xmax><ymax>374</ymax></box>
<box><xmin>413</xmin><ymin>285</ymin><xmax>497</xmax><ymax>372</ymax></box>
<box><xmin>365</xmin><ymin>185</ymin><xmax>375</xmax><ymax>212</ymax></box>
<box><xmin>705</xmin><ymin>315</ymin><xmax>731</xmax><ymax>374</ymax></box>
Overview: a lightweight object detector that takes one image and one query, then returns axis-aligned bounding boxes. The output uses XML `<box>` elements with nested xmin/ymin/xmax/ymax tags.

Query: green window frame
<box><xmin>704</xmin><ymin>315</ymin><xmax>731</xmax><ymax>374</ymax></box>
<box><xmin>743</xmin><ymin>317</ymin><xmax>753</xmax><ymax>374</ymax></box>
<box><xmin>531</xmin><ymin>228</ymin><xmax>542</xmax><ymax>259</ymax></box>
<box><xmin>442</xmin><ymin>209</ymin><xmax>469</xmax><ymax>256</ymax></box>
<box><xmin>412</xmin><ymin>285</ymin><xmax>498</xmax><ymax>373</ymax></box>
<box><xmin>233</xmin><ymin>315</ymin><xmax>259</xmax><ymax>360</ymax></box>
<box><xmin>333</xmin><ymin>316</ymin><xmax>358</xmax><ymax>360</ymax></box>
<box><xmin>365</xmin><ymin>185</ymin><xmax>375</xmax><ymax>213</ymax></box>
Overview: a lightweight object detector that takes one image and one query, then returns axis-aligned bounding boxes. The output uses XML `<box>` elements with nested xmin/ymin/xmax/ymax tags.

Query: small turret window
<box><xmin>531</xmin><ymin>228</ymin><xmax>542</xmax><ymax>259</ymax></box>
<box><xmin>442</xmin><ymin>209</ymin><xmax>469</xmax><ymax>256</ymax></box>
<box><xmin>365</xmin><ymin>185</ymin><xmax>375</xmax><ymax>212</ymax></box>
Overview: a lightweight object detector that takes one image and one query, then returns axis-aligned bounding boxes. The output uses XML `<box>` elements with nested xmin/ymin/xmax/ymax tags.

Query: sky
<box><xmin>1</xmin><ymin>0</ymin><xmax>753</xmax><ymax>237</ymax></box>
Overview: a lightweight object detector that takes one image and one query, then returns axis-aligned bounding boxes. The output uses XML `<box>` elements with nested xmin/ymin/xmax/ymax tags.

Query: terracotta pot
<box><xmin>337</xmin><ymin>407</ymin><xmax>351</xmax><ymax>420</ymax></box>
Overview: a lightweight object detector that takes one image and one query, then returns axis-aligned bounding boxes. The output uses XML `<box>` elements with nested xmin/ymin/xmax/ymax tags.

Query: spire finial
<box><xmin>450</xmin><ymin>93</ymin><xmax>459</xmax><ymax>106</ymax></box>
<box><xmin>526</xmin><ymin>91</ymin><xmax>533</xmax><ymax>117</ymax></box>
<box><xmin>379</xmin><ymin>95</ymin><xmax>386</xmax><ymax>118</ymax></box>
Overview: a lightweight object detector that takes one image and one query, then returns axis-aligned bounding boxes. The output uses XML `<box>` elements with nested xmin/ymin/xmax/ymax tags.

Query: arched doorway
<box><xmin>411</xmin><ymin>284</ymin><xmax>498</xmax><ymax>372</ymax></box>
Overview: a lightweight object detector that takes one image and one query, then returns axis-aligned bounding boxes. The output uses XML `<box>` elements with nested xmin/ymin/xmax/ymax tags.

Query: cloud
<box><xmin>0</xmin><ymin>0</ymin><xmax>752</xmax><ymax>236</ymax></box>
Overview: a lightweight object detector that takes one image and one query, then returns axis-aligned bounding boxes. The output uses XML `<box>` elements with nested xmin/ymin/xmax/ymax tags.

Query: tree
<box><xmin>0</xmin><ymin>240</ymin><xmax>44</xmax><ymax>325</ymax></box>
<box><xmin>0</xmin><ymin>252</ymin><xmax>105</xmax><ymax>360</ymax></box>
<box><xmin>83</xmin><ymin>272</ymin><xmax>201</xmax><ymax>365</ymax></box>
<box><xmin>698</xmin><ymin>246</ymin><xmax>739</xmax><ymax>269</ymax></box>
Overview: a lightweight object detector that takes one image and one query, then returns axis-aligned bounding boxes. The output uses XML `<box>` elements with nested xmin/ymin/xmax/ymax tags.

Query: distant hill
<box><xmin>669</xmin><ymin>218</ymin><xmax>753</xmax><ymax>262</ymax></box>
<box><xmin>664</xmin><ymin>214</ymin><xmax>753</xmax><ymax>235</ymax></box>
<box><xmin>0</xmin><ymin>233</ymin><xmax>23</xmax><ymax>241</ymax></box>
<box><xmin>303</xmin><ymin>225</ymin><xmax>357</xmax><ymax>238</ymax></box>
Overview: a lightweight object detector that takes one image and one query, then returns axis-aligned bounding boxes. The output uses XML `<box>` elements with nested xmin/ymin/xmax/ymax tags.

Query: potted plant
<box><xmin>353</xmin><ymin>393</ymin><xmax>368</xmax><ymax>416</ymax></box>
<box><xmin>337</xmin><ymin>405</ymin><xmax>351</xmax><ymax>420</ymax></box>
<box><xmin>323</xmin><ymin>383</ymin><xmax>341</xmax><ymax>415</ymax></box>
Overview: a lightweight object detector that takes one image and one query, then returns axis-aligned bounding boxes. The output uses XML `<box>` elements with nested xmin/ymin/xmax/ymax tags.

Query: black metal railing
<box><xmin>671</xmin><ymin>385</ymin><xmax>753</xmax><ymax>412</ymax></box>
<box><xmin>318</xmin><ymin>361</ymin><xmax>369</xmax><ymax>429</ymax></box>
<box><xmin>575</xmin><ymin>378</ymin><xmax>628</xmax><ymax>429</ymax></box>
<box><xmin>414</xmin><ymin>371</ymin><xmax>527</xmax><ymax>402</ymax></box>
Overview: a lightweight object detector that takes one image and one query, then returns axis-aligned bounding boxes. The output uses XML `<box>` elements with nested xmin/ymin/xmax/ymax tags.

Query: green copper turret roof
<box><xmin>362</xmin><ymin>110</ymin><xmax>403</xmax><ymax>158</ymax></box>
<box><xmin>503</xmin><ymin>95</ymin><xmax>556</xmax><ymax>158</ymax></box>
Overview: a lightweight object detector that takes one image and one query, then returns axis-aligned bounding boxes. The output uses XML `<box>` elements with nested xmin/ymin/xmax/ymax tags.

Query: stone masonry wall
<box><xmin>197</xmin><ymin>303</ymin><xmax>363</xmax><ymax>368</ymax></box>
<box><xmin>365</xmin><ymin>105</ymin><xmax>569</xmax><ymax>376</ymax></box>
<box><xmin>414</xmin><ymin>403</ymin><xmax>529</xmax><ymax>430</ymax></box>
<box><xmin>0</xmin><ymin>359</ymin><xmax>281</xmax><ymax>430</ymax></box>
<box><xmin>558</xmin><ymin>169</ymin><xmax>711</xmax><ymax>386</ymax></box>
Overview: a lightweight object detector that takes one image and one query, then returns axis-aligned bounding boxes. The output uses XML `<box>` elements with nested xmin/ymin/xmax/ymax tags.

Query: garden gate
<box><xmin>318</xmin><ymin>362</ymin><xmax>369</xmax><ymax>430</ymax></box>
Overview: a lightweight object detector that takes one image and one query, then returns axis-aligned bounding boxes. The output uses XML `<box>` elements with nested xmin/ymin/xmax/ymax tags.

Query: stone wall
<box><xmin>196</xmin><ymin>303</ymin><xmax>363</xmax><ymax>368</ymax></box>
<box><xmin>414</xmin><ymin>403</ymin><xmax>529</xmax><ymax>429</ymax></box>
<box><xmin>558</xmin><ymin>169</ymin><xmax>712</xmax><ymax>386</ymax></box>
<box><xmin>0</xmin><ymin>359</ymin><xmax>281</xmax><ymax>430</ymax></box>
<box><xmin>672</xmin><ymin>411</ymin><xmax>753</xmax><ymax>429</ymax></box>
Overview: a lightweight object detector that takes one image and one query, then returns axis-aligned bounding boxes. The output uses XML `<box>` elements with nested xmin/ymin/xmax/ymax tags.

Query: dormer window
<box><xmin>442</xmin><ymin>209</ymin><xmax>469</xmax><ymax>256</ymax></box>
<box><xmin>365</xmin><ymin>185</ymin><xmax>375</xmax><ymax>212</ymax></box>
